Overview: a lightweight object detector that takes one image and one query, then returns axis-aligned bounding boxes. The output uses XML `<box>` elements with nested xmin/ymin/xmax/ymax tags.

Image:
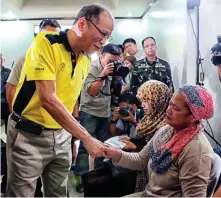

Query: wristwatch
<box><xmin>96</xmin><ymin>76</ymin><xmax>108</xmax><ymax>80</ymax></box>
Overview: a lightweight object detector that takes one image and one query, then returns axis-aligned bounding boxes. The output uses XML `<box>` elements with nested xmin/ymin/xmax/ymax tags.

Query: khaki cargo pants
<box><xmin>6</xmin><ymin>116</ymin><xmax>72</xmax><ymax>197</ymax></box>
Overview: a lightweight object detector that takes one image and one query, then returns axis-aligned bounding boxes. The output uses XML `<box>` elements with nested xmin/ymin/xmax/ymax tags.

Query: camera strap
<box><xmin>100</xmin><ymin>90</ymin><xmax>111</xmax><ymax>96</ymax></box>
<box><xmin>99</xmin><ymin>77</ymin><xmax>111</xmax><ymax>96</ymax></box>
<box><xmin>96</xmin><ymin>76</ymin><xmax>108</xmax><ymax>80</ymax></box>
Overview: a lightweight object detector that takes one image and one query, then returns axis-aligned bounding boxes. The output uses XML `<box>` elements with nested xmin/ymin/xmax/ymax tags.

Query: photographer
<box><xmin>110</xmin><ymin>93</ymin><xmax>142</xmax><ymax>140</ymax></box>
<box><xmin>74</xmin><ymin>43</ymin><xmax>121</xmax><ymax>192</ymax></box>
<box><xmin>110</xmin><ymin>56</ymin><xmax>135</xmax><ymax>108</ymax></box>
<box><xmin>211</xmin><ymin>35</ymin><xmax>221</xmax><ymax>82</ymax></box>
<box><xmin>121</xmin><ymin>56</ymin><xmax>137</xmax><ymax>95</ymax></box>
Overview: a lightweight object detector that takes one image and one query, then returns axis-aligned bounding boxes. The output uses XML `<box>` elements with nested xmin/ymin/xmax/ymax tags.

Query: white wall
<box><xmin>187</xmin><ymin>0</ymin><xmax>221</xmax><ymax>145</ymax></box>
<box><xmin>0</xmin><ymin>21</ymin><xmax>35</xmax><ymax>68</ymax></box>
<box><xmin>0</xmin><ymin>19</ymin><xmax>146</xmax><ymax>68</ymax></box>
<box><xmin>111</xmin><ymin>19</ymin><xmax>148</xmax><ymax>52</ymax></box>
<box><xmin>0</xmin><ymin>20</ymin><xmax>74</xmax><ymax>68</ymax></box>
<box><xmin>142</xmin><ymin>0</ymin><xmax>187</xmax><ymax>90</ymax></box>
<box><xmin>142</xmin><ymin>0</ymin><xmax>221</xmax><ymax>145</ymax></box>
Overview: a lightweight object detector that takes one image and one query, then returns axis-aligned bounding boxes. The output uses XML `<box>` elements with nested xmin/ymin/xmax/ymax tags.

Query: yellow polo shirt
<box><xmin>12</xmin><ymin>30</ymin><xmax>90</xmax><ymax>129</ymax></box>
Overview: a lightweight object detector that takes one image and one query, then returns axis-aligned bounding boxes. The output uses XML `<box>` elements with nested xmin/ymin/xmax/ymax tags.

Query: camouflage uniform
<box><xmin>130</xmin><ymin>57</ymin><xmax>174</xmax><ymax>95</ymax></box>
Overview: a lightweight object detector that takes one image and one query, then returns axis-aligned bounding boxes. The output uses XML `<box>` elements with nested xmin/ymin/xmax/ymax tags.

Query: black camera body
<box><xmin>111</xmin><ymin>60</ymin><xmax>129</xmax><ymax>77</ymax></box>
<box><xmin>211</xmin><ymin>35</ymin><xmax>221</xmax><ymax>66</ymax></box>
<box><xmin>118</xmin><ymin>106</ymin><xmax>134</xmax><ymax>117</ymax></box>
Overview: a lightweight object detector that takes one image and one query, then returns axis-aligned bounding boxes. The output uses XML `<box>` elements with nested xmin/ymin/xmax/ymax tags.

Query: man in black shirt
<box><xmin>130</xmin><ymin>37</ymin><xmax>174</xmax><ymax>94</ymax></box>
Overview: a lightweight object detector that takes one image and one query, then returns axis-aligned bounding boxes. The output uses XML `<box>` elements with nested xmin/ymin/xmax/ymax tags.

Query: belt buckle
<box><xmin>13</xmin><ymin>113</ymin><xmax>22</xmax><ymax>123</ymax></box>
<box><xmin>17</xmin><ymin>118</ymin><xmax>22</xmax><ymax>123</ymax></box>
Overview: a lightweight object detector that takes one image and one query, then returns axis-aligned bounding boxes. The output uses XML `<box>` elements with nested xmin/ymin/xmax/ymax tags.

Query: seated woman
<box><xmin>133</xmin><ymin>80</ymin><xmax>172</xmax><ymax>192</ymax></box>
<box><xmin>104</xmin><ymin>85</ymin><xmax>214</xmax><ymax>197</ymax></box>
<box><xmin>113</xmin><ymin>80</ymin><xmax>172</xmax><ymax>192</ymax></box>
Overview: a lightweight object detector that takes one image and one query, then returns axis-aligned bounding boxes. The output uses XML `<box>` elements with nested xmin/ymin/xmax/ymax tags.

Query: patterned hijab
<box><xmin>136</xmin><ymin>80</ymin><xmax>172</xmax><ymax>139</ymax></box>
<box><xmin>148</xmin><ymin>85</ymin><xmax>214</xmax><ymax>174</ymax></box>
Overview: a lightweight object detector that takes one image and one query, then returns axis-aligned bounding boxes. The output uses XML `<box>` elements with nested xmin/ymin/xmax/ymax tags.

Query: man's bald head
<box><xmin>71</xmin><ymin>4</ymin><xmax>114</xmax><ymax>54</ymax></box>
<box><xmin>73</xmin><ymin>4</ymin><xmax>114</xmax><ymax>25</ymax></box>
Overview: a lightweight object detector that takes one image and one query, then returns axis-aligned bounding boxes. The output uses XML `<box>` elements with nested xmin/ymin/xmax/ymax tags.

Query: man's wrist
<box><xmin>81</xmin><ymin>133</ymin><xmax>92</xmax><ymax>144</ymax></box>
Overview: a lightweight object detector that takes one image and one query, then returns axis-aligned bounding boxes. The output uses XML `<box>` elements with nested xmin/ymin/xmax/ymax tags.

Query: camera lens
<box><xmin>119</xmin><ymin>108</ymin><xmax>129</xmax><ymax>117</ymax></box>
<box><xmin>111</xmin><ymin>60</ymin><xmax>129</xmax><ymax>77</ymax></box>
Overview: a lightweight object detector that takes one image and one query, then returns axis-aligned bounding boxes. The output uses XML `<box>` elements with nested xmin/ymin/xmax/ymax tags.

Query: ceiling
<box><xmin>1</xmin><ymin>0</ymin><xmax>157</xmax><ymax>20</ymax></box>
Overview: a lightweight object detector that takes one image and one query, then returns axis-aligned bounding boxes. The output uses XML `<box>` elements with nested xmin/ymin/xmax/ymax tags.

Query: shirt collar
<box><xmin>145</xmin><ymin>57</ymin><xmax>159</xmax><ymax>65</ymax></box>
<box><xmin>60</xmin><ymin>29</ymin><xmax>85</xmax><ymax>55</ymax></box>
<box><xmin>60</xmin><ymin>29</ymin><xmax>72</xmax><ymax>52</ymax></box>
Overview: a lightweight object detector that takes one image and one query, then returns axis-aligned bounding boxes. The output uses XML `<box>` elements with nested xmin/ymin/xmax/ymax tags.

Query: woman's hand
<box><xmin>119</xmin><ymin>136</ymin><xmax>136</xmax><ymax>151</ymax></box>
<box><xmin>118</xmin><ymin>136</ymin><xmax>130</xmax><ymax>142</ymax></box>
<box><xmin>121</xmin><ymin>140</ymin><xmax>137</xmax><ymax>151</ymax></box>
<box><xmin>104</xmin><ymin>144</ymin><xmax>122</xmax><ymax>163</ymax></box>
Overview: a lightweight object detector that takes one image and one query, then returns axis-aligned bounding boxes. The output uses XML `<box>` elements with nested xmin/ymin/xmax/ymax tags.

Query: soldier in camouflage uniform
<box><xmin>130</xmin><ymin>37</ymin><xmax>174</xmax><ymax>95</ymax></box>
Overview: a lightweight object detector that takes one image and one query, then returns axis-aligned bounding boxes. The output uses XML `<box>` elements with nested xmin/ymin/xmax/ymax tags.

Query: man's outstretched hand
<box><xmin>83</xmin><ymin>136</ymin><xmax>105</xmax><ymax>158</ymax></box>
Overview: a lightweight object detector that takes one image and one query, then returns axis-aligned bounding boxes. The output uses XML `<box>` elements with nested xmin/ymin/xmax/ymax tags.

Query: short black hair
<box><xmin>142</xmin><ymin>37</ymin><xmax>156</xmax><ymax>47</ymax></box>
<box><xmin>39</xmin><ymin>19</ymin><xmax>61</xmax><ymax>30</ymax></box>
<box><xmin>74</xmin><ymin>4</ymin><xmax>106</xmax><ymax>24</ymax></box>
<box><xmin>117</xmin><ymin>44</ymin><xmax>124</xmax><ymax>53</ymax></box>
<box><xmin>101</xmin><ymin>43</ymin><xmax>121</xmax><ymax>56</ymax></box>
<box><xmin>118</xmin><ymin>93</ymin><xmax>141</xmax><ymax>107</ymax></box>
<box><xmin>123</xmin><ymin>38</ymin><xmax>136</xmax><ymax>46</ymax></box>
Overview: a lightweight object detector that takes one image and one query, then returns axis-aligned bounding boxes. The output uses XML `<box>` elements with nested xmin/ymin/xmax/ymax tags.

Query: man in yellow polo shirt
<box><xmin>6</xmin><ymin>4</ymin><xmax>114</xmax><ymax>197</ymax></box>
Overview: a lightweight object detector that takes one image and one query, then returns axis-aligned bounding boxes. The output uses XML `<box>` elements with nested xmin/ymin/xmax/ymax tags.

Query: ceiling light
<box><xmin>2</xmin><ymin>10</ymin><xmax>17</xmax><ymax>19</ymax></box>
<box><xmin>127</xmin><ymin>12</ymin><xmax>132</xmax><ymax>17</ymax></box>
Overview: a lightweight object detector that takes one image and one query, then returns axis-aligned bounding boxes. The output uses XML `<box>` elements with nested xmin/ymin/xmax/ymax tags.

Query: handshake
<box><xmin>83</xmin><ymin>136</ymin><xmax>136</xmax><ymax>163</ymax></box>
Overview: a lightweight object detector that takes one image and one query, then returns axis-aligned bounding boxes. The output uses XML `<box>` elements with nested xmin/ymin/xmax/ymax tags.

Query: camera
<box><xmin>111</xmin><ymin>60</ymin><xmax>129</xmax><ymax>77</ymax></box>
<box><xmin>118</xmin><ymin>106</ymin><xmax>134</xmax><ymax>117</ymax></box>
<box><xmin>211</xmin><ymin>35</ymin><xmax>221</xmax><ymax>66</ymax></box>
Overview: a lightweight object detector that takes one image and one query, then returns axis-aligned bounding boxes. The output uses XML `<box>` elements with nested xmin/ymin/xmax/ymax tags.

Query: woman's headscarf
<box><xmin>136</xmin><ymin>80</ymin><xmax>172</xmax><ymax>140</ymax></box>
<box><xmin>148</xmin><ymin>85</ymin><xmax>214</xmax><ymax>174</ymax></box>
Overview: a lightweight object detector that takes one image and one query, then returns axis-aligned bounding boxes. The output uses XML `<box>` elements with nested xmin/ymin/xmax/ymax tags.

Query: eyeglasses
<box><xmin>86</xmin><ymin>18</ymin><xmax>112</xmax><ymax>41</ymax></box>
<box><xmin>143</xmin><ymin>43</ymin><xmax>156</xmax><ymax>48</ymax></box>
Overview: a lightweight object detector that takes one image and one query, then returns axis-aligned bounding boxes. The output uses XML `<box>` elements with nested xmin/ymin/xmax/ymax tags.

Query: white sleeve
<box><xmin>116</xmin><ymin>120</ymin><xmax>124</xmax><ymax>130</ymax></box>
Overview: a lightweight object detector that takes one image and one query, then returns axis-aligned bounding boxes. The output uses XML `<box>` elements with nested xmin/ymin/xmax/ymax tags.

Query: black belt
<box><xmin>11</xmin><ymin>112</ymin><xmax>60</xmax><ymax>131</ymax></box>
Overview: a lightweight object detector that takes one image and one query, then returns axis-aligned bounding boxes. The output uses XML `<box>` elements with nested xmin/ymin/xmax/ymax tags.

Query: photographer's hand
<box><xmin>110</xmin><ymin>107</ymin><xmax>120</xmax><ymax>137</ymax></box>
<box><xmin>120</xmin><ymin>111</ymin><xmax>136</xmax><ymax>124</ymax></box>
<box><xmin>121</xmin><ymin>84</ymin><xmax>129</xmax><ymax>94</ymax></box>
<box><xmin>112</xmin><ymin>107</ymin><xmax>120</xmax><ymax>121</ymax></box>
<box><xmin>99</xmin><ymin>63</ymin><xmax>114</xmax><ymax>77</ymax></box>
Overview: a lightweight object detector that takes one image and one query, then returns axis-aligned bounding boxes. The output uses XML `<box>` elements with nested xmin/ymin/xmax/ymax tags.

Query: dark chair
<box><xmin>84</xmin><ymin>163</ymin><xmax>137</xmax><ymax>197</ymax></box>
